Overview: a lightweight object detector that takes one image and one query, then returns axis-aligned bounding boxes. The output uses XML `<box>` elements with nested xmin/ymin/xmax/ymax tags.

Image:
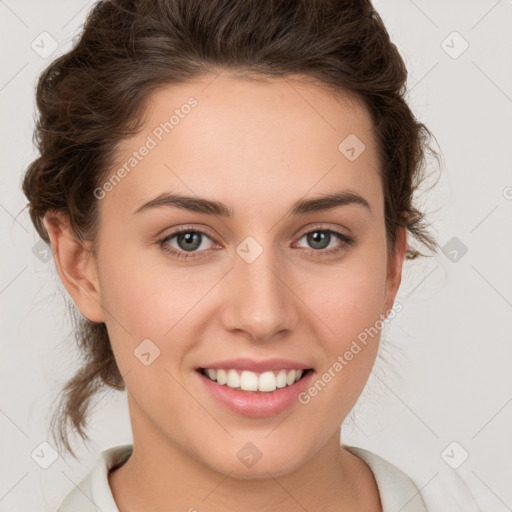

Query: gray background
<box><xmin>1</xmin><ymin>0</ymin><xmax>511</xmax><ymax>510</ymax></box>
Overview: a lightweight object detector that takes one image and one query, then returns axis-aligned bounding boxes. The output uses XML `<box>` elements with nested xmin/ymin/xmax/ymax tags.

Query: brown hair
<box><xmin>22</xmin><ymin>0</ymin><xmax>440</xmax><ymax>457</ymax></box>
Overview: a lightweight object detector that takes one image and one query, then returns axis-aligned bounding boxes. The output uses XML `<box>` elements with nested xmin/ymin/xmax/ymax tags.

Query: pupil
<box><xmin>178</xmin><ymin>232</ymin><xmax>201</xmax><ymax>251</ymax></box>
<box><xmin>308</xmin><ymin>231</ymin><xmax>329</xmax><ymax>250</ymax></box>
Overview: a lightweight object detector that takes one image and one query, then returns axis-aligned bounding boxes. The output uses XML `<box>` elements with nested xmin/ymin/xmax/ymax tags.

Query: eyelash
<box><xmin>157</xmin><ymin>225</ymin><xmax>354</xmax><ymax>261</ymax></box>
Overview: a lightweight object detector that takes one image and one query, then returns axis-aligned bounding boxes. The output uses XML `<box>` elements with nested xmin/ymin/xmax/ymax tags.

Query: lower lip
<box><xmin>196</xmin><ymin>369</ymin><xmax>315</xmax><ymax>417</ymax></box>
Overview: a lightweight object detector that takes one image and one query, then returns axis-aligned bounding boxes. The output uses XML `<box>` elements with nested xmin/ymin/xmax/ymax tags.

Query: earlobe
<box><xmin>43</xmin><ymin>211</ymin><xmax>105</xmax><ymax>323</ymax></box>
<box><xmin>383</xmin><ymin>227</ymin><xmax>408</xmax><ymax>315</ymax></box>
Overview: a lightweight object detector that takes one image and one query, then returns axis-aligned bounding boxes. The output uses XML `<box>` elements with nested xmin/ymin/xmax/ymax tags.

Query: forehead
<box><xmin>103</xmin><ymin>72</ymin><xmax>382</xmax><ymax>217</ymax></box>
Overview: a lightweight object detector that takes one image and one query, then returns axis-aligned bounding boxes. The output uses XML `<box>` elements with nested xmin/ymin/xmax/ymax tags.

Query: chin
<box><xmin>205</xmin><ymin>447</ymin><xmax>305</xmax><ymax>480</ymax></box>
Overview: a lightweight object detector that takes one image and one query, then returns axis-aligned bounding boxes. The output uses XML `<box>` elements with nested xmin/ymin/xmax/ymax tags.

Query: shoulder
<box><xmin>56</xmin><ymin>444</ymin><xmax>133</xmax><ymax>512</ymax></box>
<box><xmin>347</xmin><ymin>446</ymin><xmax>428</xmax><ymax>511</ymax></box>
<box><xmin>346</xmin><ymin>446</ymin><xmax>482</xmax><ymax>512</ymax></box>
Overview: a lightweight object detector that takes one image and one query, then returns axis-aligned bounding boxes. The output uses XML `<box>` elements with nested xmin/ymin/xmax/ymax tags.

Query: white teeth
<box><xmin>258</xmin><ymin>371</ymin><xmax>276</xmax><ymax>392</ymax></box>
<box><xmin>276</xmin><ymin>369</ymin><xmax>288</xmax><ymax>388</ymax></box>
<box><xmin>216</xmin><ymin>369</ymin><xmax>227</xmax><ymax>385</ymax></box>
<box><xmin>202</xmin><ymin>368</ymin><xmax>306</xmax><ymax>392</ymax></box>
<box><xmin>240</xmin><ymin>371</ymin><xmax>259</xmax><ymax>391</ymax></box>
<box><xmin>286</xmin><ymin>369</ymin><xmax>297</xmax><ymax>385</ymax></box>
<box><xmin>226</xmin><ymin>369</ymin><xmax>240</xmax><ymax>388</ymax></box>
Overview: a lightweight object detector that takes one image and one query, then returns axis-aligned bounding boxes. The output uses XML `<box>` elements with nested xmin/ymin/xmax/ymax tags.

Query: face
<box><xmin>57</xmin><ymin>73</ymin><xmax>405</xmax><ymax>478</ymax></box>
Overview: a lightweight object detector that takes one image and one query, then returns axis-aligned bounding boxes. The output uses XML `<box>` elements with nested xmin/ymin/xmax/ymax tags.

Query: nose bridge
<box><xmin>221</xmin><ymin>239</ymin><xmax>298</xmax><ymax>340</ymax></box>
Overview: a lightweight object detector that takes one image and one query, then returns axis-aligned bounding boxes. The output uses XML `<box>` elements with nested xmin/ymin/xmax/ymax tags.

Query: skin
<box><xmin>45</xmin><ymin>72</ymin><xmax>407</xmax><ymax>512</ymax></box>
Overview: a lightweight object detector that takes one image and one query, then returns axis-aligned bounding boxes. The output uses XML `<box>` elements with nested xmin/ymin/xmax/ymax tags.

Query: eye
<box><xmin>158</xmin><ymin>226</ymin><xmax>354</xmax><ymax>260</ymax></box>
<box><xmin>159</xmin><ymin>229</ymin><xmax>215</xmax><ymax>259</ymax></box>
<box><xmin>295</xmin><ymin>227</ymin><xmax>353</xmax><ymax>255</ymax></box>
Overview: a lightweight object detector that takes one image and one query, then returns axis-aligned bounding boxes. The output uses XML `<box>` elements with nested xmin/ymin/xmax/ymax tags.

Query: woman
<box><xmin>22</xmin><ymin>0</ymin><xmax>479</xmax><ymax>510</ymax></box>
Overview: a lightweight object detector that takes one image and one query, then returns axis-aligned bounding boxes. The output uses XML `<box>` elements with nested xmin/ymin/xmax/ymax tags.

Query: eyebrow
<box><xmin>133</xmin><ymin>190</ymin><xmax>371</xmax><ymax>217</ymax></box>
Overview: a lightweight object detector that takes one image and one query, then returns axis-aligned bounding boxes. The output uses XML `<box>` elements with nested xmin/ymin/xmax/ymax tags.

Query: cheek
<box><xmin>303</xmin><ymin>249</ymin><xmax>388</xmax><ymax>401</ymax></box>
<box><xmin>96</xmin><ymin>245</ymin><xmax>214</xmax><ymax>362</ymax></box>
<box><xmin>323</xmin><ymin>273</ymin><xmax>386</xmax><ymax>341</ymax></box>
<box><xmin>311</xmin><ymin>250</ymin><xmax>387</xmax><ymax>341</ymax></box>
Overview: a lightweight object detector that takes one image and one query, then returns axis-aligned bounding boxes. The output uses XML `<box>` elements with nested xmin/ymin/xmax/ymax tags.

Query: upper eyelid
<box><xmin>160</xmin><ymin>227</ymin><xmax>215</xmax><ymax>244</ymax></box>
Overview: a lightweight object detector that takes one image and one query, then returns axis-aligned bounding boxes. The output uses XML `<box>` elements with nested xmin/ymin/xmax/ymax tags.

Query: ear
<box><xmin>43</xmin><ymin>210</ymin><xmax>105</xmax><ymax>323</ymax></box>
<box><xmin>383</xmin><ymin>226</ymin><xmax>407</xmax><ymax>315</ymax></box>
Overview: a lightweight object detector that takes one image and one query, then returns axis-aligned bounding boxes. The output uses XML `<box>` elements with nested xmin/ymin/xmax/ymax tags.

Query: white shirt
<box><xmin>56</xmin><ymin>444</ymin><xmax>480</xmax><ymax>511</ymax></box>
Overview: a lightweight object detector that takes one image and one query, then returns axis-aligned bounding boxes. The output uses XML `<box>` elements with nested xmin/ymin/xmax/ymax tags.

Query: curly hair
<box><xmin>22</xmin><ymin>0</ymin><xmax>440</xmax><ymax>457</ymax></box>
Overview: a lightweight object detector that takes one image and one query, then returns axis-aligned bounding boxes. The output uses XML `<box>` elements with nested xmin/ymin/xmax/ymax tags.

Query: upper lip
<box><xmin>196</xmin><ymin>358</ymin><xmax>313</xmax><ymax>373</ymax></box>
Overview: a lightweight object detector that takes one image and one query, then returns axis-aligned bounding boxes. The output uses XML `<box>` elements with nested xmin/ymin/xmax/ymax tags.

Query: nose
<box><xmin>220</xmin><ymin>247</ymin><xmax>300</xmax><ymax>342</ymax></box>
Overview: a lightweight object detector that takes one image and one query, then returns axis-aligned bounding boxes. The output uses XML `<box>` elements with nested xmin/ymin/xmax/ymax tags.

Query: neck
<box><xmin>108</xmin><ymin>395</ymin><xmax>381</xmax><ymax>512</ymax></box>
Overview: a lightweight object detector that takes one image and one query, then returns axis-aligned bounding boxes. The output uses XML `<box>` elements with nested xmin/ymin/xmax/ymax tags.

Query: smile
<box><xmin>196</xmin><ymin>368</ymin><xmax>315</xmax><ymax>417</ymax></box>
<box><xmin>199</xmin><ymin>367</ymin><xmax>310</xmax><ymax>393</ymax></box>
